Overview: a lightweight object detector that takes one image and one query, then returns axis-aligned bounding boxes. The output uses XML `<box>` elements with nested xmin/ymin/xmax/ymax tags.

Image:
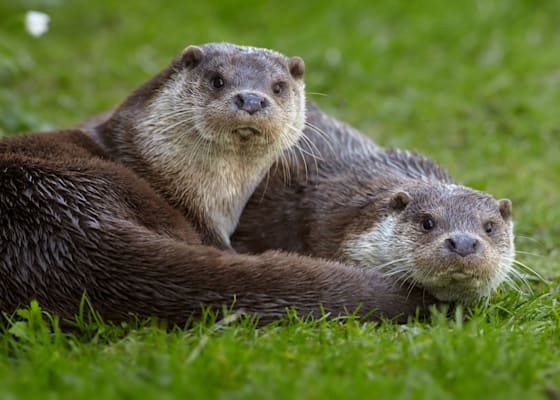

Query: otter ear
<box><xmin>389</xmin><ymin>191</ymin><xmax>412</xmax><ymax>212</ymax></box>
<box><xmin>288</xmin><ymin>57</ymin><xmax>305</xmax><ymax>80</ymax></box>
<box><xmin>498</xmin><ymin>198</ymin><xmax>512</xmax><ymax>221</ymax></box>
<box><xmin>181</xmin><ymin>45</ymin><xmax>204</xmax><ymax>69</ymax></box>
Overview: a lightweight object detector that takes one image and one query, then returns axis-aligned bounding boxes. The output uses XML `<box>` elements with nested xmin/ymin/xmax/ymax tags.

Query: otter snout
<box><xmin>444</xmin><ymin>234</ymin><xmax>480</xmax><ymax>257</ymax></box>
<box><xmin>234</xmin><ymin>92</ymin><xmax>270</xmax><ymax>115</ymax></box>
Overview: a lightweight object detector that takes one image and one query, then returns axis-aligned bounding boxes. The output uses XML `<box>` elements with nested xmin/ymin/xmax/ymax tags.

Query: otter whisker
<box><xmin>277</xmin><ymin>128</ymin><xmax>308</xmax><ymax>185</ymax></box>
<box><xmin>289</xmin><ymin>142</ymin><xmax>318</xmax><ymax>184</ymax></box>
<box><xmin>139</xmin><ymin>108</ymin><xmax>203</xmax><ymax>128</ymax></box>
<box><xmin>188</xmin><ymin>134</ymin><xmax>210</xmax><ymax>162</ymax></box>
<box><xmin>392</xmin><ymin>272</ymin><xmax>418</xmax><ymax>294</ymax></box>
<box><xmin>296</xmin><ymin>127</ymin><xmax>325</xmax><ymax>162</ymax></box>
<box><xmin>145</xmin><ymin>116</ymin><xmax>201</xmax><ymax>138</ymax></box>
<box><xmin>291</xmin><ymin>144</ymin><xmax>309</xmax><ymax>183</ymax></box>
<box><xmin>364</xmin><ymin>257</ymin><xmax>409</xmax><ymax>273</ymax></box>
<box><xmin>383</xmin><ymin>266</ymin><xmax>413</xmax><ymax>278</ymax></box>
<box><xmin>383</xmin><ymin>271</ymin><xmax>414</xmax><ymax>288</ymax></box>
<box><xmin>514</xmin><ymin>235</ymin><xmax>545</xmax><ymax>245</ymax></box>
<box><xmin>286</xmin><ymin>123</ymin><xmax>322</xmax><ymax>161</ymax></box>
<box><xmin>278</xmin><ymin>148</ymin><xmax>291</xmax><ymax>186</ymax></box>
<box><xmin>276</xmin><ymin>138</ymin><xmax>294</xmax><ymax>186</ymax></box>
<box><xmin>388</xmin><ymin>267</ymin><xmax>416</xmax><ymax>288</ymax></box>
<box><xmin>386</xmin><ymin>269</ymin><xmax>416</xmax><ymax>289</ymax></box>
<box><xmin>280</xmin><ymin>134</ymin><xmax>299</xmax><ymax>167</ymax></box>
<box><xmin>306</xmin><ymin>91</ymin><xmax>329</xmax><ymax>97</ymax></box>
<box><xmin>510</xmin><ymin>258</ymin><xmax>546</xmax><ymax>282</ymax></box>
<box><xmin>515</xmin><ymin>250</ymin><xmax>543</xmax><ymax>258</ymax></box>
<box><xmin>269</xmin><ymin>159</ymin><xmax>282</xmax><ymax>184</ymax></box>
<box><xmin>295</xmin><ymin>140</ymin><xmax>322</xmax><ymax>180</ymax></box>
<box><xmin>507</xmin><ymin>269</ymin><xmax>535</xmax><ymax>290</ymax></box>
<box><xmin>257</xmin><ymin>168</ymin><xmax>273</xmax><ymax>200</ymax></box>
<box><xmin>494</xmin><ymin>265</ymin><xmax>511</xmax><ymax>286</ymax></box>
<box><xmin>303</xmin><ymin>120</ymin><xmax>332</xmax><ymax>141</ymax></box>
<box><xmin>501</xmin><ymin>275</ymin><xmax>527</xmax><ymax>295</ymax></box>
<box><xmin>388</xmin><ymin>264</ymin><xmax>414</xmax><ymax>277</ymax></box>
<box><xmin>505</xmin><ymin>267</ymin><xmax>533</xmax><ymax>293</ymax></box>
<box><xmin>296</xmin><ymin>135</ymin><xmax>323</xmax><ymax>162</ymax></box>
<box><xmin>304</xmin><ymin>121</ymin><xmax>336</xmax><ymax>154</ymax></box>
<box><xmin>169</xmin><ymin>126</ymin><xmax>203</xmax><ymax>153</ymax></box>
<box><xmin>288</xmin><ymin>139</ymin><xmax>323</xmax><ymax>183</ymax></box>
<box><xmin>145</xmin><ymin>106</ymin><xmax>204</xmax><ymax>119</ymax></box>
<box><xmin>405</xmin><ymin>278</ymin><xmax>421</xmax><ymax>301</ymax></box>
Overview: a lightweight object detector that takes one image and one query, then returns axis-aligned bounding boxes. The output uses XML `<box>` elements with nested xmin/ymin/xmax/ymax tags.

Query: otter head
<box><xmin>342</xmin><ymin>183</ymin><xmax>515</xmax><ymax>303</ymax></box>
<box><xmin>137</xmin><ymin>42</ymin><xmax>306</xmax><ymax>161</ymax></box>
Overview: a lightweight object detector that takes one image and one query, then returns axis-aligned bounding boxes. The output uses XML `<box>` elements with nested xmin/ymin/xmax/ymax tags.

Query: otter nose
<box><xmin>234</xmin><ymin>93</ymin><xmax>269</xmax><ymax>115</ymax></box>
<box><xmin>444</xmin><ymin>235</ymin><xmax>480</xmax><ymax>257</ymax></box>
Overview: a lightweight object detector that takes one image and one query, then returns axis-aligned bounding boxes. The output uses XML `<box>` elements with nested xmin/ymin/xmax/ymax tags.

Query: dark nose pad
<box><xmin>444</xmin><ymin>235</ymin><xmax>480</xmax><ymax>257</ymax></box>
<box><xmin>234</xmin><ymin>93</ymin><xmax>269</xmax><ymax>115</ymax></box>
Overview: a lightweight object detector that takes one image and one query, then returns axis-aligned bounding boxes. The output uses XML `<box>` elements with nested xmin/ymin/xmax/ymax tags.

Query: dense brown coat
<box><xmin>0</xmin><ymin>44</ymin><xmax>435</xmax><ymax>324</ymax></box>
<box><xmin>233</xmin><ymin>104</ymin><xmax>514</xmax><ymax>302</ymax></box>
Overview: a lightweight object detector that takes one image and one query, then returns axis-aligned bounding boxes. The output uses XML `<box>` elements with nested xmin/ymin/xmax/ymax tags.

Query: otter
<box><xmin>0</xmin><ymin>43</ymin><xmax>435</xmax><ymax>325</ymax></box>
<box><xmin>232</xmin><ymin>103</ymin><xmax>515</xmax><ymax>303</ymax></box>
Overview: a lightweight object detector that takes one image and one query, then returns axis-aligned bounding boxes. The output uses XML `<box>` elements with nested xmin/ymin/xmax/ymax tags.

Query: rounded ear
<box><xmin>389</xmin><ymin>191</ymin><xmax>412</xmax><ymax>212</ymax></box>
<box><xmin>498</xmin><ymin>198</ymin><xmax>512</xmax><ymax>221</ymax></box>
<box><xmin>288</xmin><ymin>57</ymin><xmax>305</xmax><ymax>80</ymax></box>
<box><xmin>181</xmin><ymin>45</ymin><xmax>204</xmax><ymax>69</ymax></box>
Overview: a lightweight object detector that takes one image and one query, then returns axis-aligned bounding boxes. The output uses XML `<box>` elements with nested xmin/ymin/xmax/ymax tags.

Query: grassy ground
<box><xmin>1</xmin><ymin>0</ymin><xmax>559</xmax><ymax>398</ymax></box>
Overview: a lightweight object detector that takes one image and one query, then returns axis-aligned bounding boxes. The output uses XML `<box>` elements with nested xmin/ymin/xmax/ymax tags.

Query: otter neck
<box><xmin>172</xmin><ymin>149</ymin><xmax>277</xmax><ymax>248</ymax></box>
<box><xmin>95</xmin><ymin>119</ymin><xmax>281</xmax><ymax>249</ymax></box>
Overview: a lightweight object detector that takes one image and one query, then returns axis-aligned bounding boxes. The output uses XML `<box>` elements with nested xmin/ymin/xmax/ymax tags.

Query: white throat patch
<box><xmin>341</xmin><ymin>215</ymin><xmax>398</xmax><ymax>267</ymax></box>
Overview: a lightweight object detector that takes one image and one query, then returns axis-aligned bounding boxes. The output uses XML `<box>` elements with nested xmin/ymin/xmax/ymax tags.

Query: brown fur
<box><xmin>0</xmin><ymin>44</ymin><xmax>436</xmax><ymax>325</ymax></box>
<box><xmin>90</xmin><ymin>43</ymin><xmax>307</xmax><ymax>250</ymax></box>
<box><xmin>233</xmin><ymin>104</ymin><xmax>515</xmax><ymax>303</ymax></box>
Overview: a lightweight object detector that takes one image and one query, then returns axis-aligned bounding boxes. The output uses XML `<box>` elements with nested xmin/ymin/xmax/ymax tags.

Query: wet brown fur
<box><xmin>0</xmin><ymin>44</ymin><xmax>436</xmax><ymax>324</ymax></box>
<box><xmin>233</xmin><ymin>104</ymin><xmax>514</xmax><ymax>302</ymax></box>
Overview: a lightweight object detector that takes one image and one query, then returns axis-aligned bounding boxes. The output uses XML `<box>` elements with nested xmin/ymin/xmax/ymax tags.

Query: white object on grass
<box><xmin>25</xmin><ymin>11</ymin><xmax>50</xmax><ymax>37</ymax></box>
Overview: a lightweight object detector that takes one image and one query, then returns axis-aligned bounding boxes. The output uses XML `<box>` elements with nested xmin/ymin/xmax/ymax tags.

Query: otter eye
<box><xmin>272</xmin><ymin>82</ymin><xmax>286</xmax><ymax>96</ymax></box>
<box><xmin>483</xmin><ymin>221</ymin><xmax>494</xmax><ymax>234</ymax></box>
<box><xmin>211</xmin><ymin>76</ymin><xmax>225</xmax><ymax>89</ymax></box>
<box><xmin>420</xmin><ymin>217</ymin><xmax>435</xmax><ymax>232</ymax></box>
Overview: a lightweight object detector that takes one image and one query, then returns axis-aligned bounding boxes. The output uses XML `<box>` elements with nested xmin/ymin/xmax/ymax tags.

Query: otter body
<box><xmin>233</xmin><ymin>105</ymin><xmax>515</xmax><ymax>303</ymax></box>
<box><xmin>0</xmin><ymin>43</ymin><xmax>434</xmax><ymax>324</ymax></box>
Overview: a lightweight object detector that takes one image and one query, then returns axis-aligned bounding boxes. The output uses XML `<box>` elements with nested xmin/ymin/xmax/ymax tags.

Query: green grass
<box><xmin>1</xmin><ymin>0</ymin><xmax>559</xmax><ymax>398</ymax></box>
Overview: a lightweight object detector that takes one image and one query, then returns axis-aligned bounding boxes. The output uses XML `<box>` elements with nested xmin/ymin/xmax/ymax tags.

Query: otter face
<box><xmin>141</xmin><ymin>42</ymin><xmax>306</xmax><ymax>159</ymax></box>
<box><xmin>342</xmin><ymin>183</ymin><xmax>515</xmax><ymax>303</ymax></box>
